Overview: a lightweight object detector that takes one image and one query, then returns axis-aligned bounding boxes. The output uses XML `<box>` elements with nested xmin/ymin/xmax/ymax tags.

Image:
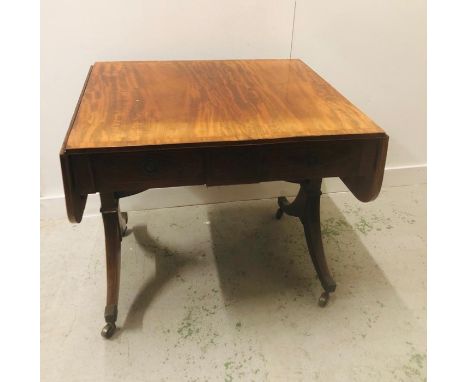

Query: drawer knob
<box><xmin>143</xmin><ymin>159</ymin><xmax>158</xmax><ymax>173</ymax></box>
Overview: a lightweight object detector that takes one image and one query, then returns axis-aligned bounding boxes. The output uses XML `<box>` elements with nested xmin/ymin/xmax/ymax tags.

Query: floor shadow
<box><xmin>118</xmin><ymin>224</ymin><xmax>196</xmax><ymax>333</ymax></box>
<box><xmin>207</xmin><ymin>195</ymin><xmax>398</xmax><ymax>310</ymax></box>
<box><xmin>116</xmin><ymin>193</ymin><xmax>408</xmax><ymax>337</ymax></box>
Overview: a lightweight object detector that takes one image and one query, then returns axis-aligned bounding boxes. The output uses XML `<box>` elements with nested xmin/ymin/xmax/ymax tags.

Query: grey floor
<box><xmin>41</xmin><ymin>184</ymin><xmax>426</xmax><ymax>382</ymax></box>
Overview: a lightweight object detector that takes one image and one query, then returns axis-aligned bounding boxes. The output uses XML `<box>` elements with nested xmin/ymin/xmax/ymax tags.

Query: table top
<box><xmin>65</xmin><ymin>59</ymin><xmax>384</xmax><ymax>151</ymax></box>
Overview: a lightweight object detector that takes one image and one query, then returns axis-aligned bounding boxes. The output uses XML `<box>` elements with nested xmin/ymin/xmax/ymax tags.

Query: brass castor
<box><xmin>318</xmin><ymin>292</ymin><xmax>330</xmax><ymax>307</ymax></box>
<box><xmin>101</xmin><ymin>322</ymin><xmax>116</xmax><ymax>339</ymax></box>
<box><xmin>275</xmin><ymin>208</ymin><xmax>284</xmax><ymax>220</ymax></box>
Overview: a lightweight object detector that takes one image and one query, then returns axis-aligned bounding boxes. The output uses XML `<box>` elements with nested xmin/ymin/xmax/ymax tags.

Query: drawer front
<box><xmin>261</xmin><ymin>140</ymin><xmax>369</xmax><ymax>180</ymax></box>
<box><xmin>69</xmin><ymin>139</ymin><xmax>377</xmax><ymax>192</ymax></box>
<box><xmin>206</xmin><ymin>140</ymin><xmax>370</xmax><ymax>185</ymax></box>
<box><xmin>205</xmin><ymin>147</ymin><xmax>263</xmax><ymax>185</ymax></box>
<box><xmin>90</xmin><ymin>150</ymin><xmax>205</xmax><ymax>191</ymax></box>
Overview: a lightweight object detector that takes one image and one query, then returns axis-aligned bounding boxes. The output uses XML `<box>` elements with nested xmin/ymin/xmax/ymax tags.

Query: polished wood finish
<box><xmin>60</xmin><ymin>59</ymin><xmax>389</xmax><ymax>338</ymax></box>
<box><xmin>99</xmin><ymin>193</ymin><xmax>124</xmax><ymax>338</ymax></box>
<box><xmin>276</xmin><ymin>180</ymin><xmax>336</xmax><ymax>306</ymax></box>
<box><xmin>341</xmin><ymin>136</ymin><xmax>389</xmax><ymax>202</ymax></box>
<box><xmin>61</xmin><ymin>135</ymin><xmax>387</xmax><ymax>220</ymax></box>
<box><xmin>65</xmin><ymin>60</ymin><xmax>384</xmax><ymax>151</ymax></box>
<box><xmin>59</xmin><ymin>66</ymin><xmax>93</xmax><ymax>223</ymax></box>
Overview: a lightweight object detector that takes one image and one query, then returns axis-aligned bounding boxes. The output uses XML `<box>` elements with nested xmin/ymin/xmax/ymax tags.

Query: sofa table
<box><xmin>60</xmin><ymin>59</ymin><xmax>388</xmax><ymax>338</ymax></box>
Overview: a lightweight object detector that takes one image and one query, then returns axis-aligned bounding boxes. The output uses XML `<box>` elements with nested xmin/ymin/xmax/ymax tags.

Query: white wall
<box><xmin>41</xmin><ymin>0</ymin><xmax>426</xmax><ymax>217</ymax></box>
<box><xmin>292</xmin><ymin>0</ymin><xmax>426</xmax><ymax>167</ymax></box>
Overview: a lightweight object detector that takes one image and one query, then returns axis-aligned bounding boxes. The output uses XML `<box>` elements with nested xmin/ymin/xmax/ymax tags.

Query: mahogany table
<box><xmin>60</xmin><ymin>59</ymin><xmax>388</xmax><ymax>338</ymax></box>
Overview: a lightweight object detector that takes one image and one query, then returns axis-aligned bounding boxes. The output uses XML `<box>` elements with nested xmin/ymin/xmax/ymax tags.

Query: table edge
<box><xmin>62</xmin><ymin>132</ymin><xmax>388</xmax><ymax>155</ymax></box>
<box><xmin>60</xmin><ymin>65</ymin><xmax>94</xmax><ymax>156</ymax></box>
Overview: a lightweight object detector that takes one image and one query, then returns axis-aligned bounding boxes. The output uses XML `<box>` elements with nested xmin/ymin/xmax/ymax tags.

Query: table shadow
<box><xmin>117</xmin><ymin>195</ymin><xmax>404</xmax><ymax>337</ymax></box>
<box><xmin>118</xmin><ymin>224</ymin><xmax>198</xmax><ymax>334</ymax></box>
<box><xmin>206</xmin><ymin>196</ymin><xmax>398</xmax><ymax>311</ymax></box>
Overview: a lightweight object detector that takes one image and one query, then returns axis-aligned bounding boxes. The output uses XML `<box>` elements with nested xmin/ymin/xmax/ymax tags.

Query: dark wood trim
<box><xmin>276</xmin><ymin>179</ymin><xmax>336</xmax><ymax>307</ymax></box>
<box><xmin>59</xmin><ymin>66</ymin><xmax>94</xmax><ymax>223</ymax></box>
<box><xmin>340</xmin><ymin>134</ymin><xmax>389</xmax><ymax>202</ymax></box>
<box><xmin>61</xmin><ymin>135</ymin><xmax>387</xmax><ymax>223</ymax></box>
<box><xmin>59</xmin><ymin>154</ymin><xmax>87</xmax><ymax>223</ymax></box>
<box><xmin>115</xmin><ymin>190</ymin><xmax>148</xmax><ymax>199</ymax></box>
<box><xmin>100</xmin><ymin>192</ymin><xmax>123</xmax><ymax>338</ymax></box>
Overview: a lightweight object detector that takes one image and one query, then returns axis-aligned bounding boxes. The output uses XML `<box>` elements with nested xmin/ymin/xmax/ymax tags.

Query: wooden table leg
<box><xmin>99</xmin><ymin>192</ymin><xmax>126</xmax><ymax>338</ymax></box>
<box><xmin>276</xmin><ymin>179</ymin><xmax>336</xmax><ymax>306</ymax></box>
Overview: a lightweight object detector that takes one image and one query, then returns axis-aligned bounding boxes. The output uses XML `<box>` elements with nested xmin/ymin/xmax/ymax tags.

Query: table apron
<box><xmin>66</xmin><ymin>139</ymin><xmax>380</xmax><ymax>194</ymax></box>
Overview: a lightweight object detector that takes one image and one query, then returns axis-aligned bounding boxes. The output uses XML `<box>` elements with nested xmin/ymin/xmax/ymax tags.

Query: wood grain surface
<box><xmin>65</xmin><ymin>59</ymin><xmax>384</xmax><ymax>150</ymax></box>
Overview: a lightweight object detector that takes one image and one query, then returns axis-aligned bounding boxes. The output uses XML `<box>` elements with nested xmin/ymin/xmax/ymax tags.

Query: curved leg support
<box><xmin>276</xmin><ymin>186</ymin><xmax>308</xmax><ymax>219</ymax></box>
<box><xmin>100</xmin><ymin>193</ymin><xmax>123</xmax><ymax>338</ymax></box>
<box><xmin>276</xmin><ymin>179</ymin><xmax>336</xmax><ymax>306</ymax></box>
